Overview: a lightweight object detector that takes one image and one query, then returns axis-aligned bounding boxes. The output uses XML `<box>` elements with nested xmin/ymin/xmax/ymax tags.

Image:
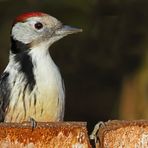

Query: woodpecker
<box><xmin>0</xmin><ymin>12</ymin><xmax>82</xmax><ymax>123</ymax></box>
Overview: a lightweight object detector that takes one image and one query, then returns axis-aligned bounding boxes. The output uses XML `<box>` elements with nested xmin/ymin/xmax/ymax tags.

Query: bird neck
<box><xmin>10</xmin><ymin>37</ymin><xmax>30</xmax><ymax>54</ymax></box>
<box><xmin>29</xmin><ymin>44</ymin><xmax>56</xmax><ymax>72</ymax></box>
<box><xmin>10</xmin><ymin>35</ymin><xmax>53</xmax><ymax>54</ymax></box>
<box><xmin>28</xmin><ymin>44</ymin><xmax>61</xmax><ymax>93</ymax></box>
<box><xmin>8</xmin><ymin>41</ymin><xmax>56</xmax><ymax>90</ymax></box>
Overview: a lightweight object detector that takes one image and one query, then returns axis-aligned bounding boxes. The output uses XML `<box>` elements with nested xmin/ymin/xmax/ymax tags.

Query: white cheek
<box><xmin>12</xmin><ymin>22</ymin><xmax>38</xmax><ymax>44</ymax></box>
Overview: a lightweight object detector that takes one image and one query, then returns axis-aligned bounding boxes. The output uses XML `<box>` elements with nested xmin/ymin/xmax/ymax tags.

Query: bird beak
<box><xmin>55</xmin><ymin>25</ymin><xmax>82</xmax><ymax>36</ymax></box>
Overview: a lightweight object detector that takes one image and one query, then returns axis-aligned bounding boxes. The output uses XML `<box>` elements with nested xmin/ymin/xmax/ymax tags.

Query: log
<box><xmin>90</xmin><ymin>120</ymin><xmax>148</xmax><ymax>148</ymax></box>
<box><xmin>0</xmin><ymin>122</ymin><xmax>91</xmax><ymax>148</ymax></box>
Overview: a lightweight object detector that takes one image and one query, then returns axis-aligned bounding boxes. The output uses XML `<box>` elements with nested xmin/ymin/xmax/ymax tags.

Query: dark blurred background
<box><xmin>1</xmin><ymin>0</ymin><xmax>148</xmax><ymax>133</ymax></box>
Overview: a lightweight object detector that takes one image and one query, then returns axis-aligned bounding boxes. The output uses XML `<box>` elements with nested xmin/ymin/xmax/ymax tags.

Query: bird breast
<box><xmin>4</xmin><ymin>48</ymin><xmax>65</xmax><ymax>122</ymax></box>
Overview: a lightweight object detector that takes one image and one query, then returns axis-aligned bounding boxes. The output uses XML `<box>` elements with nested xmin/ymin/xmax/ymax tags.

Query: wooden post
<box><xmin>91</xmin><ymin>120</ymin><xmax>148</xmax><ymax>148</ymax></box>
<box><xmin>0</xmin><ymin>122</ymin><xmax>91</xmax><ymax>148</ymax></box>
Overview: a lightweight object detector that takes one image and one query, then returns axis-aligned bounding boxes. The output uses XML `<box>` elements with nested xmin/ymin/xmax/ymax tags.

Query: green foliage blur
<box><xmin>1</xmin><ymin>0</ymin><xmax>148</xmax><ymax>131</ymax></box>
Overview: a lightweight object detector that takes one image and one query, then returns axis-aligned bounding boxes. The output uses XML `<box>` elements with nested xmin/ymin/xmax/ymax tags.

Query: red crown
<box><xmin>14</xmin><ymin>12</ymin><xmax>46</xmax><ymax>24</ymax></box>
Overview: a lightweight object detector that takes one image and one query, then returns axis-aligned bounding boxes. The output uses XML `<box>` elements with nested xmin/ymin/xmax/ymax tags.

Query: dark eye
<box><xmin>34</xmin><ymin>22</ymin><xmax>43</xmax><ymax>30</ymax></box>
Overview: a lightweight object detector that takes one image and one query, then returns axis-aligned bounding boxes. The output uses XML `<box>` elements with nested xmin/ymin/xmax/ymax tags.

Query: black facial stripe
<box><xmin>11</xmin><ymin>37</ymin><xmax>30</xmax><ymax>54</ymax></box>
<box><xmin>14</xmin><ymin>52</ymin><xmax>36</xmax><ymax>91</ymax></box>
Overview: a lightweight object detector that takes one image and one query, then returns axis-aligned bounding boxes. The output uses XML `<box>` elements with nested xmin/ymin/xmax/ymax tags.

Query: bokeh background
<box><xmin>1</xmin><ymin>0</ymin><xmax>148</xmax><ymax>133</ymax></box>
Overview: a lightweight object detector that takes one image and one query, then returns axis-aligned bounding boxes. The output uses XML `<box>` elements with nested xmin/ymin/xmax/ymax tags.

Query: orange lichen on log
<box><xmin>0</xmin><ymin>122</ymin><xmax>91</xmax><ymax>148</ymax></box>
<box><xmin>92</xmin><ymin>120</ymin><xmax>148</xmax><ymax>148</ymax></box>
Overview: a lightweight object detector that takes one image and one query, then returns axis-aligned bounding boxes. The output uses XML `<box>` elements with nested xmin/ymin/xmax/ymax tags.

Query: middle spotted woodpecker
<box><xmin>0</xmin><ymin>12</ymin><xmax>82</xmax><ymax>123</ymax></box>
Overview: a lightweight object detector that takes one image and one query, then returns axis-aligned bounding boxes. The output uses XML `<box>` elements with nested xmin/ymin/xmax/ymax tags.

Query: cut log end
<box><xmin>92</xmin><ymin>120</ymin><xmax>148</xmax><ymax>148</ymax></box>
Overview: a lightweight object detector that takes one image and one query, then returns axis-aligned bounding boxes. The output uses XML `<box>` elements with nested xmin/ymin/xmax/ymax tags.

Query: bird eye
<box><xmin>34</xmin><ymin>22</ymin><xmax>43</xmax><ymax>30</ymax></box>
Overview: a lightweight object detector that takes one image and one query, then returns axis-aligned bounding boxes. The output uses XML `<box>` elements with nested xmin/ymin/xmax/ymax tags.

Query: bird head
<box><xmin>11</xmin><ymin>12</ymin><xmax>82</xmax><ymax>53</ymax></box>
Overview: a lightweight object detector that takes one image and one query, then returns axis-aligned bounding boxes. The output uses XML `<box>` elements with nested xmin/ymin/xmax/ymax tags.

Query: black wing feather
<box><xmin>0</xmin><ymin>72</ymin><xmax>10</xmax><ymax>121</ymax></box>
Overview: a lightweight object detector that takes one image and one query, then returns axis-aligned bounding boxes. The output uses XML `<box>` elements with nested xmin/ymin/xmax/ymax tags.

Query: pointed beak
<box><xmin>55</xmin><ymin>25</ymin><xmax>82</xmax><ymax>36</ymax></box>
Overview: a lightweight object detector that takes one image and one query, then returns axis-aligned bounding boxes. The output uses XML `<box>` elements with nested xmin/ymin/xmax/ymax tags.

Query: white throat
<box><xmin>29</xmin><ymin>43</ymin><xmax>61</xmax><ymax>89</ymax></box>
<box><xmin>29</xmin><ymin>44</ymin><xmax>65</xmax><ymax>120</ymax></box>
